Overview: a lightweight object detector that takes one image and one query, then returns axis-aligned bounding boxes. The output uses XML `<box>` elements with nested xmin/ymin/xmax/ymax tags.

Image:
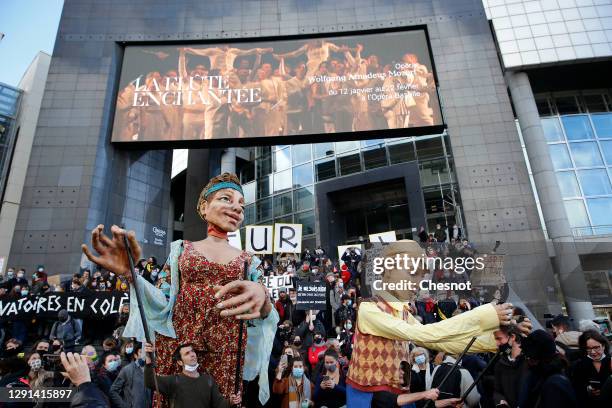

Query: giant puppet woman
<box><xmin>81</xmin><ymin>173</ymin><xmax>278</xmax><ymax>405</ymax></box>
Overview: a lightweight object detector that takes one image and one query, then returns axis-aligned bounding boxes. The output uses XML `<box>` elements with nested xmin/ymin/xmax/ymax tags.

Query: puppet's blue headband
<box><xmin>204</xmin><ymin>182</ymin><xmax>244</xmax><ymax>199</ymax></box>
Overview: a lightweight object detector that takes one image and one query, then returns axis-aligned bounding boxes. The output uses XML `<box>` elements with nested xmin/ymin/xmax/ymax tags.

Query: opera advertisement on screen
<box><xmin>111</xmin><ymin>29</ymin><xmax>443</xmax><ymax>143</ymax></box>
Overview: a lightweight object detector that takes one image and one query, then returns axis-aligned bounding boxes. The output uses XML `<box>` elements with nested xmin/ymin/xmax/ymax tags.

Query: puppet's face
<box><xmin>201</xmin><ymin>188</ymin><xmax>245</xmax><ymax>232</ymax></box>
<box><xmin>377</xmin><ymin>241</ymin><xmax>428</xmax><ymax>302</ymax></box>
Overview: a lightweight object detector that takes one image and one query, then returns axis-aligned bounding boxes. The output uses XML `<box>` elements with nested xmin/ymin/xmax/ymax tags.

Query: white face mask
<box><xmin>29</xmin><ymin>359</ymin><xmax>42</xmax><ymax>371</ymax></box>
<box><xmin>183</xmin><ymin>362</ymin><xmax>199</xmax><ymax>372</ymax></box>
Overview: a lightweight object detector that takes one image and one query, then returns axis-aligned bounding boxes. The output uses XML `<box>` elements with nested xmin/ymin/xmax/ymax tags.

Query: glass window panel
<box><xmin>363</xmin><ymin>146</ymin><xmax>388</xmax><ymax>170</ymax></box>
<box><xmin>314</xmin><ymin>142</ymin><xmax>334</xmax><ymax>158</ymax></box>
<box><xmin>587</xmin><ymin>198</ymin><xmax>612</xmax><ymax>227</ymax></box>
<box><xmin>541</xmin><ymin>117</ymin><xmax>564</xmax><ymax>142</ymax></box>
<box><xmin>583</xmin><ymin>94</ymin><xmax>607</xmax><ymax>113</ymax></box>
<box><xmin>564</xmin><ymin>200</ymin><xmax>590</xmax><ymax>228</ymax></box>
<box><xmin>274</xmin><ymin>148</ymin><xmax>291</xmax><ymax>172</ymax></box>
<box><xmin>295</xmin><ymin>210</ymin><xmax>315</xmax><ymax>235</ymax></box>
<box><xmin>335</xmin><ymin>141</ymin><xmax>360</xmax><ymax>154</ymax></box>
<box><xmin>388</xmin><ymin>204</ymin><xmax>411</xmax><ymax>230</ymax></box>
<box><xmin>239</xmin><ymin>161</ymin><xmax>255</xmax><ymax>183</ymax></box>
<box><xmin>577</xmin><ymin>169</ymin><xmax>612</xmax><ymax>196</ymax></box>
<box><xmin>273</xmin><ymin>169</ymin><xmax>292</xmax><ymax>193</ymax></box>
<box><xmin>338</xmin><ymin>152</ymin><xmax>361</xmax><ymax>176</ymax></box>
<box><xmin>555</xmin><ymin>96</ymin><xmax>580</xmax><ymax>114</ymax></box>
<box><xmin>244</xmin><ymin>204</ymin><xmax>256</xmax><ymax>225</ymax></box>
<box><xmin>362</xmin><ymin>139</ymin><xmax>385</xmax><ymax>147</ymax></box>
<box><xmin>243</xmin><ymin>181</ymin><xmax>256</xmax><ymax>204</ymax></box>
<box><xmin>293</xmin><ymin>163</ymin><xmax>313</xmax><ymax>188</ymax></box>
<box><xmin>561</xmin><ymin>116</ymin><xmax>594</xmax><ymax>140</ymax></box>
<box><xmin>569</xmin><ymin>142</ymin><xmax>603</xmax><ymax>167</ymax></box>
<box><xmin>256</xmin><ymin>154</ymin><xmax>272</xmax><ymax>177</ymax></box>
<box><xmin>315</xmin><ymin>158</ymin><xmax>336</xmax><ymax>181</ymax></box>
<box><xmin>275</xmin><ymin>215</ymin><xmax>293</xmax><ymax>224</ymax></box>
<box><xmin>256</xmin><ymin>146</ymin><xmax>271</xmax><ymax>158</ymax></box>
<box><xmin>592</xmin><ymin>113</ymin><xmax>612</xmax><ymax>139</ymax></box>
<box><xmin>549</xmin><ymin>144</ymin><xmax>573</xmax><ymax>169</ymax></box>
<box><xmin>556</xmin><ymin>171</ymin><xmax>581</xmax><ymax>198</ymax></box>
<box><xmin>274</xmin><ymin>192</ymin><xmax>293</xmax><ymax>216</ymax></box>
<box><xmin>256</xmin><ymin>175</ymin><xmax>271</xmax><ymax>199</ymax></box>
<box><xmin>415</xmin><ymin>137</ymin><xmax>444</xmax><ymax>160</ymax></box>
<box><xmin>294</xmin><ymin>187</ymin><xmax>314</xmax><ymax>212</ymax></box>
<box><xmin>536</xmin><ymin>97</ymin><xmax>552</xmax><ymax>116</ymax></box>
<box><xmin>601</xmin><ymin>141</ymin><xmax>612</xmax><ymax>165</ymax></box>
<box><xmin>292</xmin><ymin>144</ymin><xmax>312</xmax><ymax>165</ymax></box>
<box><xmin>388</xmin><ymin>141</ymin><xmax>416</xmax><ymax>164</ymax></box>
<box><xmin>256</xmin><ymin>198</ymin><xmax>272</xmax><ymax>222</ymax></box>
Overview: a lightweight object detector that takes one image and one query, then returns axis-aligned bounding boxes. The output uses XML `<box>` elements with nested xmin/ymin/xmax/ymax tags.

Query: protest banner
<box><xmin>262</xmin><ymin>274</ymin><xmax>293</xmax><ymax>301</ymax></box>
<box><xmin>273</xmin><ymin>223</ymin><xmax>302</xmax><ymax>254</ymax></box>
<box><xmin>296</xmin><ymin>280</ymin><xmax>327</xmax><ymax>310</ymax></box>
<box><xmin>369</xmin><ymin>230</ymin><xmax>397</xmax><ymax>243</ymax></box>
<box><xmin>246</xmin><ymin>225</ymin><xmax>273</xmax><ymax>254</ymax></box>
<box><xmin>228</xmin><ymin>231</ymin><xmax>242</xmax><ymax>250</ymax></box>
<box><xmin>0</xmin><ymin>292</ymin><xmax>130</xmax><ymax>321</ymax></box>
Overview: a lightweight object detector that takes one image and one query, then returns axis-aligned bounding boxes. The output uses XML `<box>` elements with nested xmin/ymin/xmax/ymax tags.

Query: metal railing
<box><xmin>572</xmin><ymin>225</ymin><xmax>612</xmax><ymax>238</ymax></box>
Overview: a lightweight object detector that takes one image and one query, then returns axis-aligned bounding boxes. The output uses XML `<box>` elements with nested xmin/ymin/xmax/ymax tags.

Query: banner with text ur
<box><xmin>273</xmin><ymin>223</ymin><xmax>302</xmax><ymax>254</ymax></box>
<box><xmin>246</xmin><ymin>225</ymin><xmax>273</xmax><ymax>254</ymax></box>
<box><xmin>0</xmin><ymin>292</ymin><xmax>130</xmax><ymax>321</ymax></box>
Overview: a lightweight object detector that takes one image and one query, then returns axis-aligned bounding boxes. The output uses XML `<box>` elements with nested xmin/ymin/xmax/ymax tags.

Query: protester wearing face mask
<box><xmin>109</xmin><ymin>343</ymin><xmax>152</xmax><ymax>408</ymax></box>
<box><xmin>337</xmin><ymin>319</ymin><xmax>355</xmax><ymax>359</ymax></box>
<box><xmin>15</xmin><ymin>269</ymin><xmax>29</xmax><ymax>288</ymax></box>
<box><xmin>313</xmin><ymin>349</ymin><xmax>346</xmax><ymax>408</ymax></box>
<box><xmin>144</xmin><ymin>342</ymin><xmax>241</xmax><ymax>408</ymax></box>
<box><xmin>409</xmin><ymin>347</ymin><xmax>435</xmax><ymax>394</ymax></box>
<box><xmin>155</xmin><ymin>270</ymin><xmax>171</xmax><ymax>298</ymax></box>
<box><xmin>308</xmin><ymin>332</ymin><xmax>328</xmax><ymax>371</ymax></box>
<box><xmin>274</xmin><ymin>354</ymin><xmax>313</xmax><ymax>408</ymax></box>
<box><xmin>492</xmin><ymin>325</ymin><xmax>526</xmax><ymax>408</ymax></box>
<box><xmin>27</xmin><ymin>351</ymin><xmax>64</xmax><ymax>398</ymax></box>
<box><xmin>329</xmin><ymin>273</ymin><xmax>344</xmax><ymax>329</ymax></box>
<box><xmin>296</xmin><ymin>311</ymin><xmax>325</xmax><ymax>352</ymax></box>
<box><xmin>81</xmin><ymin>344</ymin><xmax>98</xmax><ymax>370</ymax></box>
<box><xmin>94</xmin><ymin>351</ymin><xmax>122</xmax><ymax>398</ymax></box>
<box><xmin>570</xmin><ymin>330</ymin><xmax>610</xmax><ymax>408</ymax></box>
<box><xmin>334</xmin><ymin>294</ymin><xmax>356</xmax><ymax>330</ymax></box>
<box><xmin>49</xmin><ymin>309</ymin><xmax>82</xmax><ymax>352</ymax></box>
<box><xmin>517</xmin><ymin>330</ymin><xmax>577</xmax><ymax>408</ymax></box>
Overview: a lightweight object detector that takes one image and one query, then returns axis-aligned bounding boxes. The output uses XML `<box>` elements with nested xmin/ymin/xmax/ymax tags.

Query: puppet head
<box><xmin>197</xmin><ymin>173</ymin><xmax>245</xmax><ymax>235</ymax></box>
<box><xmin>375</xmin><ymin>240</ymin><xmax>428</xmax><ymax>302</ymax></box>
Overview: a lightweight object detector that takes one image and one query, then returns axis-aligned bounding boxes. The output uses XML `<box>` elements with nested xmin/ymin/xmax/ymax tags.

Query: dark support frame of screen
<box><xmin>108</xmin><ymin>25</ymin><xmax>446</xmax><ymax>150</ymax></box>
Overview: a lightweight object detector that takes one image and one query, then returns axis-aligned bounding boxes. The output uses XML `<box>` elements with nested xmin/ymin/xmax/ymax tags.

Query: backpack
<box><xmin>431</xmin><ymin>362</ymin><xmax>462</xmax><ymax>399</ymax></box>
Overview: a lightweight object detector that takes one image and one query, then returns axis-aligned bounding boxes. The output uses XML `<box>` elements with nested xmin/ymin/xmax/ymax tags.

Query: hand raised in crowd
<box><xmin>214</xmin><ymin>280</ymin><xmax>270</xmax><ymax>320</ymax></box>
<box><xmin>60</xmin><ymin>352</ymin><xmax>91</xmax><ymax>387</ymax></box>
<box><xmin>515</xmin><ymin>316</ymin><xmax>533</xmax><ymax>336</ymax></box>
<box><xmin>81</xmin><ymin>224</ymin><xmax>142</xmax><ymax>278</ymax></box>
<box><xmin>494</xmin><ymin>303</ymin><xmax>514</xmax><ymax>326</ymax></box>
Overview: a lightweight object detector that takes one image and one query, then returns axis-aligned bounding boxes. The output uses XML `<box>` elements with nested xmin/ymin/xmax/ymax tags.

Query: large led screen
<box><xmin>111</xmin><ymin>29</ymin><xmax>443</xmax><ymax>144</ymax></box>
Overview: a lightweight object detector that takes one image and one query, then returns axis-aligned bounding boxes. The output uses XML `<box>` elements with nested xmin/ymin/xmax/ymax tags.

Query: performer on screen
<box><xmin>81</xmin><ymin>173</ymin><xmax>279</xmax><ymax>407</ymax></box>
<box><xmin>347</xmin><ymin>241</ymin><xmax>532</xmax><ymax>407</ymax></box>
<box><xmin>183</xmin><ymin>45</ymin><xmax>273</xmax><ymax>75</ymax></box>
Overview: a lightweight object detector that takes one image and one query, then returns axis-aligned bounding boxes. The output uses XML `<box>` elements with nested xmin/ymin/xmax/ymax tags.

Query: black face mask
<box><xmin>52</xmin><ymin>344</ymin><xmax>62</xmax><ymax>352</ymax></box>
<box><xmin>498</xmin><ymin>342</ymin><xmax>511</xmax><ymax>355</ymax></box>
<box><xmin>314</xmin><ymin>336</ymin><xmax>322</xmax><ymax>343</ymax></box>
<box><xmin>4</xmin><ymin>348</ymin><xmax>19</xmax><ymax>357</ymax></box>
<box><xmin>294</xmin><ymin>340</ymin><xmax>302</xmax><ymax>347</ymax></box>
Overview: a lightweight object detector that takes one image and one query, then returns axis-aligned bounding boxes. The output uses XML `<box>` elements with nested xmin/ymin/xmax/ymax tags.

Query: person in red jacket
<box><xmin>340</xmin><ymin>264</ymin><xmax>351</xmax><ymax>285</ymax></box>
<box><xmin>308</xmin><ymin>331</ymin><xmax>328</xmax><ymax>372</ymax></box>
<box><xmin>275</xmin><ymin>289</ymin><xmax>289</xmax><ymax>321</ymax></box>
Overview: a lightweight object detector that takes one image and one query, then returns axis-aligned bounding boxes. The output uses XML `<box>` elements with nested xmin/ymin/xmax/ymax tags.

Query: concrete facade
<box><xmin>0</xmin><ymin>52</ymin><xmax>51</xmax><ymax>275</ymax></box>
<box><xmin>9</xmin><ymin>0</ymin><xmax>565</xmax><ymax>316</ymax></box>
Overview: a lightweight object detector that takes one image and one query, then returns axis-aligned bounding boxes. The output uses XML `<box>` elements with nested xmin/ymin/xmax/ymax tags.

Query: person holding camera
<box><xmin>273</xmin><ymin>353</ymin><xmax>313</xmax><ymax>408</ymax></box>
<box><xmin>313</xmin><ymin>349</ymin><xmax>346</xmax><ymax>408</ymax></box>
<box><xmin>570</xmin><ymin>330</ymin><xmax>610</xmax><ymax>408</ymax></box>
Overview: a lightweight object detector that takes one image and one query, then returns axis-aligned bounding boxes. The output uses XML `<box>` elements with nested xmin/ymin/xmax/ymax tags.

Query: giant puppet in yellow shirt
<box><xmin>346</xmin><ymin>240</ymin><xmax>515</xmax><ymax>399</ymax></box>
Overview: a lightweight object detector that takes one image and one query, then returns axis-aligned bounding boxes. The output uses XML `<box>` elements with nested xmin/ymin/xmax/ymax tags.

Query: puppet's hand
<box><xmin>494</xmin><ymin>303</ymin><xmax>514</xmax><ymax>326</ymax></box>
<box><xmin>81</xmin><ymin>225</ymin><xmax>141</xmax><ymax>278</ymax></box>
<box><xmin>214</xmin><ymin>280</ymin><xmax>269</xmax><ymax>320</ymax></box>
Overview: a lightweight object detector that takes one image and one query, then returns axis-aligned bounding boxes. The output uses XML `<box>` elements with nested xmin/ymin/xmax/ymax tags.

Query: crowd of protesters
<box><xmin>0</xmin><ymin>227</ymin><xmax>610</xmax><ymax>407</ymax></box>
